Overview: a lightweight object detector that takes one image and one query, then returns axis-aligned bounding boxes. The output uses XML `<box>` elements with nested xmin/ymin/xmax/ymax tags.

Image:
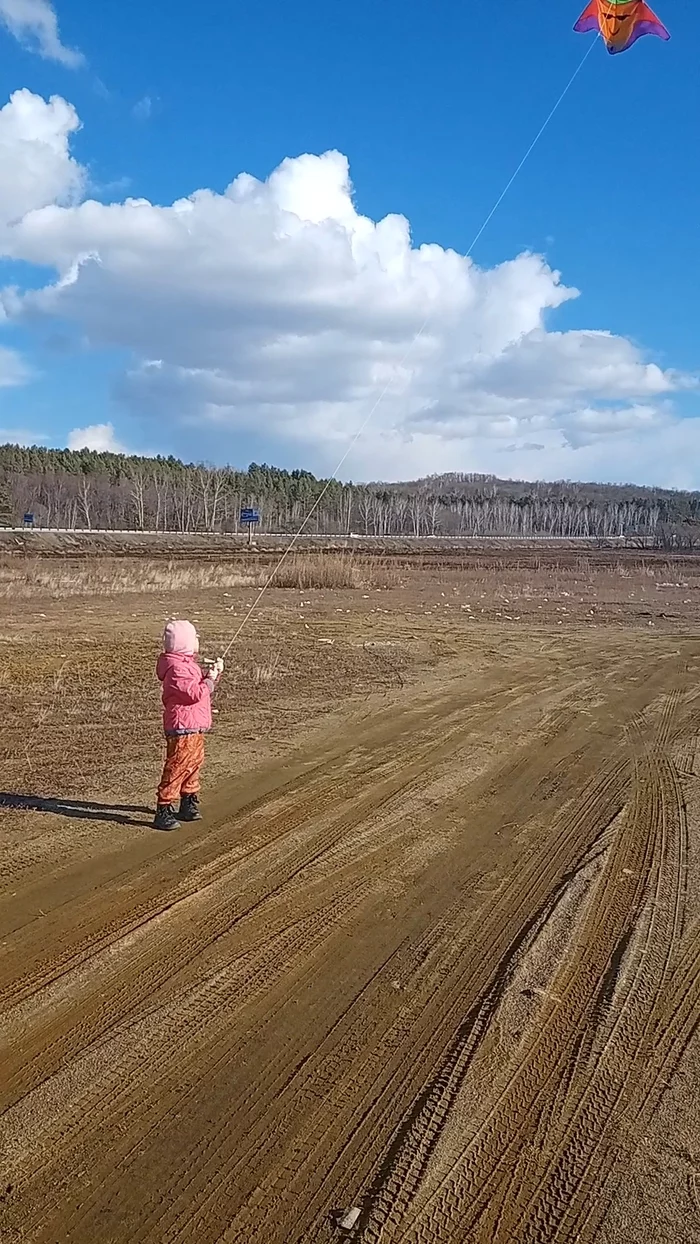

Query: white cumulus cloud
<box><xmin>67</xmin><ymin>422</ymin><xmax>125</xmax><ymax>453</ymax></box>
<box><xmin>0</xmin><ymin>90</ymin><xmax>696</xmax><ymax>484</ymax></box>
<box><xmin>0</xmin><ymin>0</ymin><xmax>83</xmax><ymax>67</ymax></box>
<box><xmin>0</xmin><ymin>89</ymin><xmax>83</xmax><ymax>229</ymax></box>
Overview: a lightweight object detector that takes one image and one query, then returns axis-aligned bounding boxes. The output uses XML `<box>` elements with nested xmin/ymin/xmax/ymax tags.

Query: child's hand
<box><xmin>208</xmin><ymin>657</ymin><xmax>224</xmax><ymax>683</ymax></box>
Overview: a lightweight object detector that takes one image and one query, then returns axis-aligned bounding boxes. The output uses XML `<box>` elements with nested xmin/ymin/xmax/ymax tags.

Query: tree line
<box><xmin>1</xmin><ymin>445</ymin><xmax>700</xmax><ymax>546</ymax></box>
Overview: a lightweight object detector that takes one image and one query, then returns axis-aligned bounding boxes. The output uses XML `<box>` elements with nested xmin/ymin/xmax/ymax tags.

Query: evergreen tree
<box><xmin>0</xmin><ymin>483</ymin><xmax>14</xmax><ymax>527</ymax></box>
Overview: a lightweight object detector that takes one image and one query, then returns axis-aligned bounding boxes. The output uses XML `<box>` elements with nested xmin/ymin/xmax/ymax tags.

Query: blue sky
<box><xmin>0</xmin><ymin>0</ymin><xmax>697</xmax><ymax>485</ymax></box>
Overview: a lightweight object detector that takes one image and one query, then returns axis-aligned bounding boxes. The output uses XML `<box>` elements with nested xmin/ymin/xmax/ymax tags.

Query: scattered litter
<box><xmin>338</xmin><ymin>1206</ymin><xmax>361</xmax><ymax>1231</ymax></box>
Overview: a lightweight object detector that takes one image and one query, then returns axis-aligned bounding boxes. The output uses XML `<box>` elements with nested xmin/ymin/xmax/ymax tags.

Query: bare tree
<box><xmin>152</xmin><ymin>468</ymin><xmax>170</xmax><ymax>531</ymax></box>
<box><xmin>409</xmin><ymin>495</ymin><xmax>425</xmax><ymax>536</ymax></box>
<box><xmin>359</xmin><ymin>491</ymin><xmax>372</xmax><ymax>535</ymax></box>
<box><xmin>78</xmin><ymin>476</ymin><xmax>93</xmax><ymax>529</ymax></box>
<box><xmin>195</xmin><ymin>467</ymin><xmax>227</xmax><ymax>531</ymax></box>
<box><xmin>130</xmin><ymin>467</ymin><xmax>146</xmax><ymax>530</ymax></box>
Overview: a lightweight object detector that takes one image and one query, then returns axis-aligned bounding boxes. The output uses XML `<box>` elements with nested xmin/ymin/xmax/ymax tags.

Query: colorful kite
<box><xmin>574</xmin><ymin>0</ymin><xmax>670</xmax><ymax>55</ymax></box>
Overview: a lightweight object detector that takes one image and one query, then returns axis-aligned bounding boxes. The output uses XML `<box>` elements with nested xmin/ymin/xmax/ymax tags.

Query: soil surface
<box><xmin>2</xmin><ymin>550</ymin><xmax>700</xmax><ymax>1243</ymax></box>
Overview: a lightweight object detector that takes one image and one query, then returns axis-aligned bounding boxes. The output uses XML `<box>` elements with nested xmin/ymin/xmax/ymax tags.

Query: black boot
<box><xmin>178</xmin><ymin>793</ymin><xmax>202</xmax><ymax>822</ymax></box>
<box><xmin>153</xmin><ymin>804</ymin><xmax>180</xmax><ymax>831</ymax></box>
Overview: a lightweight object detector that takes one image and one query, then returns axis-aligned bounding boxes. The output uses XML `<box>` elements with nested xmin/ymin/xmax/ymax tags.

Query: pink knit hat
<box><xmin>163</xmin><ymin>619</ymin><xmax>199</xmax><ymax>655</ymax></box>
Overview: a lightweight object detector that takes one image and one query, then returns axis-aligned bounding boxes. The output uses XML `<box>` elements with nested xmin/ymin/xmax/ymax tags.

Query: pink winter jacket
<box><xmin>156</xmin><ymin>652</ymin><xmax>214</xmax><ymax>735</ymax></box>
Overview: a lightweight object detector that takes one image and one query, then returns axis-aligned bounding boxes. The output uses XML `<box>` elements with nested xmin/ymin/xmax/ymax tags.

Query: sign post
<box><xmin>23</xmin><ymin>513</ymin><xmax>34</xmax><ymax>529</ymax></box>
<box><xmin>240</xmin><ymin>507</ymin><xmax>260</xmax><ymax>544</ymax></box>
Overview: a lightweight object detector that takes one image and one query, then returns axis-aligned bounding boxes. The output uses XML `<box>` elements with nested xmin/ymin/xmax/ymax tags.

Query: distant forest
<box><xmin>1</xmin><ymin>444</ymin><xmax>700</xmax><ymax>546</ymax></box>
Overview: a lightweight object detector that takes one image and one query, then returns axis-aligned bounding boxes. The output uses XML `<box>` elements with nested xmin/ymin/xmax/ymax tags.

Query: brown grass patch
<box><xmin>0</xmin><ymin>553</ymin><xmax>400</xmax><ymax>599</ymax></box>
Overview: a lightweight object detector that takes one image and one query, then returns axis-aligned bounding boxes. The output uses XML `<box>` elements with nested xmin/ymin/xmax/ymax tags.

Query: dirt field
<box><xmin>2</xmin><ymin>547</ymin><xmax>700</xmax><ymax>1243</ymax></box>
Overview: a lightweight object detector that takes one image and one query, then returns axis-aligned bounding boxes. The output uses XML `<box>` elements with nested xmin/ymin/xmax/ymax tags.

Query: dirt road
<box><xmin>2</xmin><ymin>634</ymin><xmax>700</xmax><ymax>1242</ymax></box>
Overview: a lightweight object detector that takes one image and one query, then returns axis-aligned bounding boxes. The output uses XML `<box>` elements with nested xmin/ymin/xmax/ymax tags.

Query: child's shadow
<box><xmin>0</xmin><ymin>793</ymin><xmax>153</xmax><ymax>828</ymax></box>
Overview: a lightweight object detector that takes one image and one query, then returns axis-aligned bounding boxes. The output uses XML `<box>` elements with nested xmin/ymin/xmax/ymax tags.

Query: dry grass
<box><xmin>252</xmin><ymin>653</ymin><xmax>282</xmax><ymax>686</ymax></box>
<box><xmin>273</xmin><ymin>553</ymin><xmax>397</xmax><ymax>590</ymax></box>
<box><xmin>0</xmin><ymin>553</ymin><xmax>399</xmax><ymax>599</ymax></box>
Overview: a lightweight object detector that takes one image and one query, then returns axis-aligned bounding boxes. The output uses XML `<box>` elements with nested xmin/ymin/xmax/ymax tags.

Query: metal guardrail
<box><xmin>0</xmin><ymin>527</ymin><xmax>633</xmax><ymax>541</ymax></box>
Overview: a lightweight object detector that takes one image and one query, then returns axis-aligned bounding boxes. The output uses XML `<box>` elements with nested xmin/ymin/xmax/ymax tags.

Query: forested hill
<box><xmin>1</xmin><ymin>444</ymin><xmax>700</xmax><ymax>544</ymax></box>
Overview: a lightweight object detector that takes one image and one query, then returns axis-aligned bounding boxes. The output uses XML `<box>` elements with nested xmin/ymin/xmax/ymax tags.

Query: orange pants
<box><xmin>157</xmin><ymin>733</ymin><xmax>205</xmax><ymax>805</ymax></box>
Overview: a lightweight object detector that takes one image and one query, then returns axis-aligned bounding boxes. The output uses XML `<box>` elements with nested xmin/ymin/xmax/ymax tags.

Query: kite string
<box><xmin>222</xmin><ymin>38</ymin><xmax>599</xmax><ymax>659</ymax></box>
<box><xmin>466</xmin><ymin>34</ymin><xmax>600</xmax><ymax>257</ymax></box>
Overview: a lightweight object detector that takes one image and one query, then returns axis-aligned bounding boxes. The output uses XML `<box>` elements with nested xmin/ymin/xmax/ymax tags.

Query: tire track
<box><xmin>1</xmin><ymin>676</ymin><xmax>595</xmax><ymax>1123</ymax></box>
<box><xmin>0</xmin><ymin>881</ymin><xmax>374</xmax><ymax>1242</ymax></box>
<box><xmin>574</xmin><ymin>917</ymin><xmax>700</xmax><ymax>1244</ymax></box>
<box><xmin>109</xmin><ymin>751</ymin><xmax>583</xmax><ymax>1244</ymax></box>
<box><xmin>352</xmin><ymin>828</ymin><xmax>616</xmax><ymax>1244</ymax></box>
<box><xmin>0</xmin><ymin>672</ymin><xmax>551</xmax><ymax>1005</ymax></box>
<box><xmin>356</xmin><ymin>695</ymin><xmax>686</xmax><ymax>1244</ymax></box>
<box><xmin>0</xmin><ymin>648</ymin><xmax>689</xmax><ymax>1244</ymax></box>
<box><xmin>65</xmin><ymin>706</ymin><xmax>627</xmax><ymax>1244</ymax></box>
<box><xmin>228</xmin><ymin>751</ymin><xmax>629</xmax><ymax>1244</ymax></box>
<box><xmin>3</xmin><ymin>669</ymin><xmax>571</xmax><ymax>1241</ymax></box>
<box><xmin>504</xmin><ymin>740</ymin><xmax>686</xmax><ymax>1243</ymax></box>
<box><xmin>1</xmin><ymin>696</ymin><xmax>504</xmax><ymax>1112</ymax></box>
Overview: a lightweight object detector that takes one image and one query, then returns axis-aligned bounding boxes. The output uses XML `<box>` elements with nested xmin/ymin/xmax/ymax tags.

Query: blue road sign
<box><xmin>23</xmin><ymin>513</ymin><xmax>34</xmax><ymax>526</ymax></box>
<box><xmin>240</xmin><ymin>508</ymin><xmax>260</xmax><ymax>524</ymax></box>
